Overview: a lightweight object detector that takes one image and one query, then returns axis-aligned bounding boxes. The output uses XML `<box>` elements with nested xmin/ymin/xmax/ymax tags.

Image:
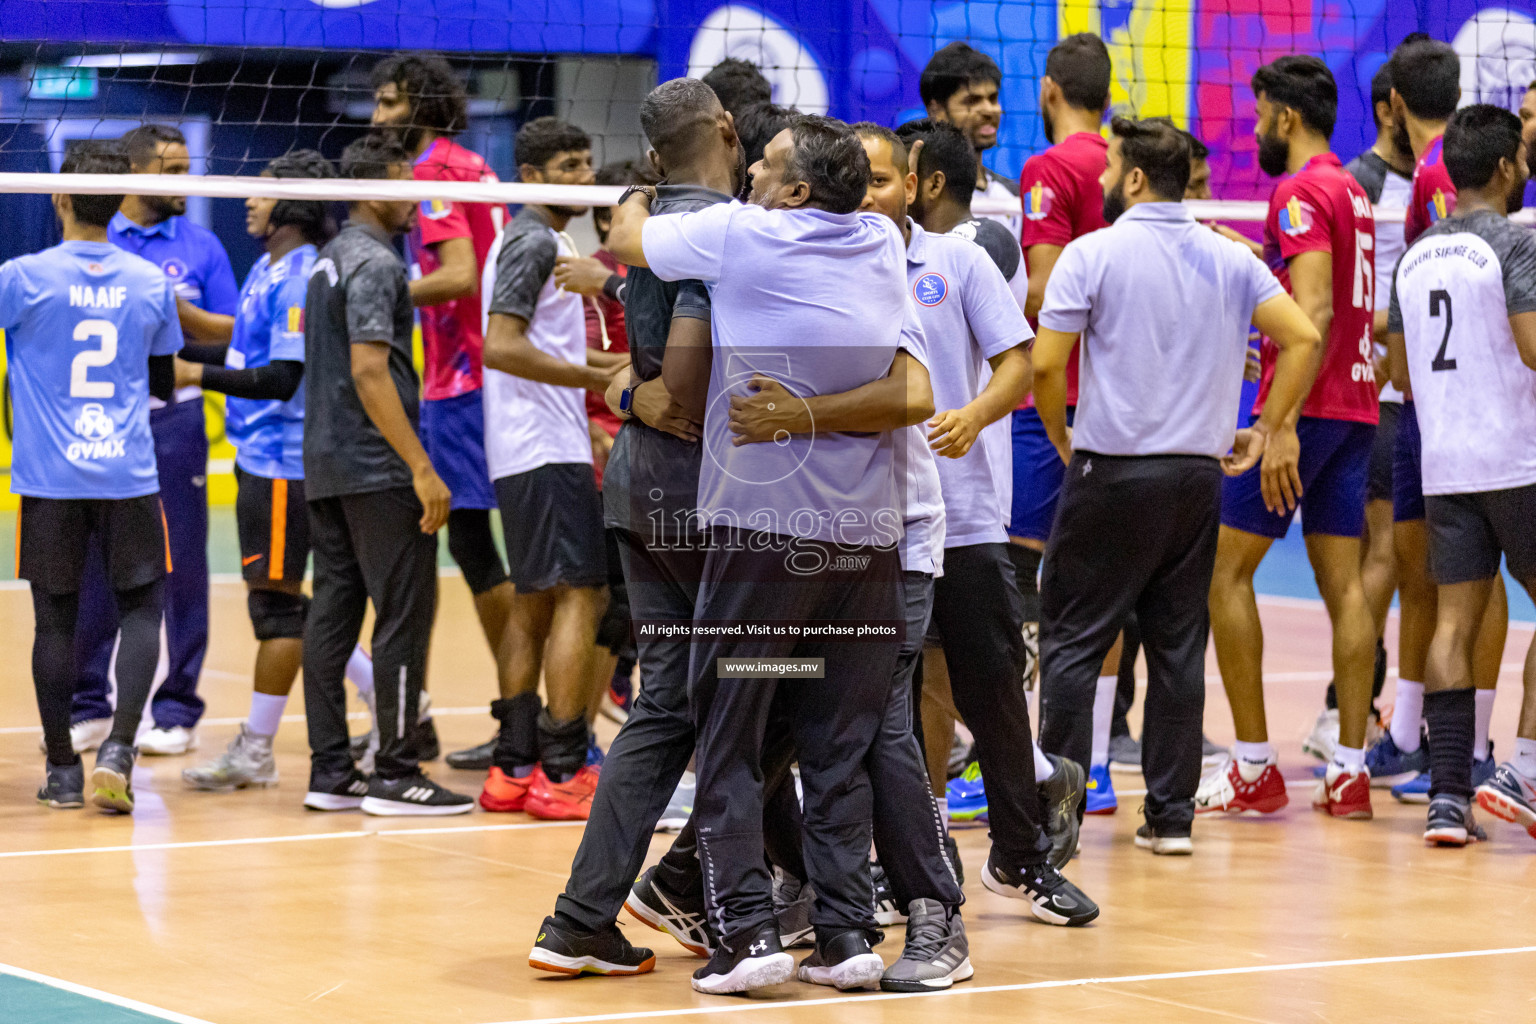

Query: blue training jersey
<box><xmin>225</xmin><ymin>245</ymin><xmax>315</xmax><ymax>480</ymax></box>
<box><xmin>0</xmin><ymin>240</ymin><xmax>184</xmax><ymax>499</ymax></box>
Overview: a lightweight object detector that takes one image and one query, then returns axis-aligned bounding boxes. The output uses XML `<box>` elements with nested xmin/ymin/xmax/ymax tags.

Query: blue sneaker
<box><xmin>946</xmin><ymin>762</ymin><xmax>988</xmax><ymax>823</ymax></box>
<box><xmin>586</xmin><ymin>733</ymin><xmax>605</xmax><ymax>768</ymax></box>
<box><xmin>1364</xmin><ymin>731</ymin><xmax>1428</xmax><ymax>787</ymax></box>
<box><xmin>1085</xmin><ymin>763</ymin><xmax>1117</xmax><ymax>814</ymax></box>
<box><xmin>1393</xmin><ymin>746</ymin><xmax>1498</xmax><ymax>804</ymax></box>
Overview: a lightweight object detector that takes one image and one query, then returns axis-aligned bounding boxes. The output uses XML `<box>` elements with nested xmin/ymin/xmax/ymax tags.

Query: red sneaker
<box><xmin>525</xmin><ymin>764</ymin><xmax>600</xmax><ymax>821</ymax></box>
<box><xmin>479</xmin><ymin>765</ymin><xmax>539</xmax><ymax>813</ymax></box>
<box><xmin>1194</xmin><ymin>755</ymin><xmax>1290</xmax><ymax>814</ymax></box>
<box><xmin>1314</xmin><ymin>764</ymin><xmax>1373</xmax><ymax>820</ymax></box>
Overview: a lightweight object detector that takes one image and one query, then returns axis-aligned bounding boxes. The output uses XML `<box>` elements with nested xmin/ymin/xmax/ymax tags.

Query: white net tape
<box><xmin>6</xmin><ymin>172</ymin><xmax>1529</xmax><ymax>225</ymax></box>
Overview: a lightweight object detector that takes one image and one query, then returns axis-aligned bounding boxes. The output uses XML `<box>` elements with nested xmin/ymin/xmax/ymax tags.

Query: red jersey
<box><xmin>584</xmin><ymin>248</ymin><xmax>629</xmax><ymax>440</ymax></box>
<box><xmin>1404</xmin><ymin>134</ymin><xmax>1455</xmax><ymax>246</ymax></box>
<box><xmin>410</xmin><ymin>137</ymin><xmax>507</xmax><ymax>401</ymax></box>
<box><xmin>1018</xmin><ymin>131</ymin><xmax>1108</xmax><ymax>407</ymax></box>
<box><xmin>1255</xmin><ymin>152</ymin><xmax>1379</xmax><ymax>425</ymax></box>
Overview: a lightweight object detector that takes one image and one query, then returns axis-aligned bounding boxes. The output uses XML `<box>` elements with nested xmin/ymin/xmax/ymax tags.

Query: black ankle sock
<box><xmin>1424</xmin><ymin>688</ymin><xmax>1475</xmax><ymax>799</ymax></box>
<box><xmin>491</xmin><ymin>692</ymin><xmax>542</xmax><ymax>772</ymax></box>
<box><xmin>538</xmin><ymin>710</ymin><xmax>590</xmax><ymax>782</ymax></box>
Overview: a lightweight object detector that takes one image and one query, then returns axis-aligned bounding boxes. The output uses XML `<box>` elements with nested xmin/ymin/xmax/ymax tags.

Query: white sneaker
<box><xmin>138</xmin><ymin>725</ymin><xmax>198</xmax><ymax>756</ymax></box>
<box><xmin>656</xmin><ymin>771</ymin><xmax>695</xmax><ymax>833</ymax></box>
<box><xmin>38</xmin><ymin>717</ymin><xmax>112</xmax><ymax>755</ymax></box>
<box><xmin>1301</xmin><ymin>708</ymin><xmax>1338</xmax><ymax>763</ymax></box>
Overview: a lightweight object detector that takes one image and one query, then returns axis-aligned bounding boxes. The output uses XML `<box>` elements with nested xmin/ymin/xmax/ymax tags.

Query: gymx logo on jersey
<box><xmin>1279</xmin><ymin>196</ymin><xmax>1315</xmax><ymax>236</ymax></box>
<box><xmin>68</xmin><ymin>402</ymin><xmax>124</xmax><ymax>461</ymax></box>
<box><xmin>913</xmin><ymin>272</ymin><xmax>948</xmax><ymax>306</ymax></box>
<box><xmin>1023</xmin><ymin>182</ymin><xmax>1054</xmax><ymax>221</ymax></box>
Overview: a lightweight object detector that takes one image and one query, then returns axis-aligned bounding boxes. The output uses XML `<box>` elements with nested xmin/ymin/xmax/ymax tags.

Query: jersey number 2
<box><xmin>71</xmin><ymin>319</ymin><xmax>118</xmax><ymax>398</ymax></box>
<box><xmin>1428</xmin><ymin>289</ymin><xmax>1456</xmax><ymax>372</ymax></box>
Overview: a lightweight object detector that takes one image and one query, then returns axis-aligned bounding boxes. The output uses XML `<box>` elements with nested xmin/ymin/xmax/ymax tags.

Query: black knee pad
<box><xmin>447</xmin><ymin>509</ymin><xmax>510</xmax><ymax>595</ymax></box>
<box><xmin>248</xmin><ymin>588</ymin><xmax>308</xmax><ymax>641</ymax></box>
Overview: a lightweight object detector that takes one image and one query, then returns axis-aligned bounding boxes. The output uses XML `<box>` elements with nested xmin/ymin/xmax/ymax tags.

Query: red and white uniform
<box><xmin>1017</xmin><ymin>131</ymin><xmax>1108</xmax><ymax>407</ymax></box>
<box><xmin>1255</xmin><ymin>152</ymin><xmax>1378</xmax><ymax>426</ymax></box>
<box><xmin>410</xmin><ymin>136</ymin><xmax>507</xmax><ymax>401</ymax></box>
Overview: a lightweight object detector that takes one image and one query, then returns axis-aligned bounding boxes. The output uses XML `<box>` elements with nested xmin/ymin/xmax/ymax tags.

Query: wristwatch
<box><xmin>618</xmin><ymin>184</ymin><xmax>658</xmax><ymax>206</ymax></box>
<box><xmin>618</xmin><ymin>383</ymin><xmax>638</xmax><ymax>415</ymax></box>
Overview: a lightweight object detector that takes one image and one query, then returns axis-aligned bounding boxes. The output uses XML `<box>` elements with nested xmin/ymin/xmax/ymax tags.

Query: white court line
<box><xmin>0</xmin><ymin>960</ymin><xmax>217</xmax><ymax>1024</ymax></box>
<box><xmin>486</xmin><ymin>945</ymin><xmax>1536</xmax><ymax>1024</ymax></box>
<box><xmin>0</xmin><ymin>819</ymin><xmax>583</xmax><ymax>860</ymax></box>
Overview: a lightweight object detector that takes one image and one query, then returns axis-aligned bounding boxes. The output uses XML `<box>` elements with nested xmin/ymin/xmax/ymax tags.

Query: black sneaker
<box><xmin>797</xmin><ymin>929</ymin><xmax>884</xmax><ymax>991</ymax></box>
<box><xmin>624</xmin><ymin>865</ymin><xmax>713</xmax><ymax>957</ymax></box>
<box><xmin>773</xmin><ymin>869</ymin><xmax>814</xmax><ymax>948</ymax></box>
<box><xmin>446</xmin><ymin>735</ymin><xmax>497</xmax><ymax>771</ymax></box>
<box><xmin>691</xmin><ymin>922</ymin><xmax>793</xmax><ymax>994</ymax></box>
<box><xmin>361</xmin><ymin>771</ymin><xmax>473</xmax><ymax>816</ymax></box>
<box><xmin>981</xmin><ymin>852</ymin><xmax>1099</xmax><ymax>926</ymax></box>
<box><xmin>91</xmin><ymin>740</ymin><xmax>136</xmax><ymax>814</ymax></box>
<box><xmin>1424</xmin><ymin>794</ymin><xmax>1486</xmax><ymax>847</ymax></box>
<box><xmin>871</xmin><ymin>859</ymin><xmax>905</xmax><ymax>925</ymax></box>
<box><xmin>38</xmin><ymin>759</ymin><xmax>85</xmax><ymax>809</ymax></box>
<box><xmin>1134</xmin><ymin>822</ymin><xmax>1193</xmax><ymax>856</ymax></box>
<box><xmin>881</xmin><ymin>899</ymin><xmax>972</xmax><ymax>992</ymax></box>
<box><xmin>1038</xmin><ymin>753</ymin><xmax>1084</xmax><ymax>869</ymax></box>
<box><xmin>943</xmin><ymin>831</ymin><xmax>965</xmax><ymax>887</ymax></box>
<box><xmin>304</xmin><ymin>768</ymin><xmax>370</xmax><ymax>811</ymax></box>
<box><xmin>528</xmin><ymin>915</ymin><xmax>655</xmax><ymax>976</ymax></box>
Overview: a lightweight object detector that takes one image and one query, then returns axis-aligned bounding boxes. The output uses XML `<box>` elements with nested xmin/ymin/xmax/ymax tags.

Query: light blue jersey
<box><xmin>225</xmin><ymin>245</ymin><xmax>314</xmax><ymax>480</ymax></box>
<box><xmin>0</xmin><ymin>240</ymin><xmax>183</xmax><ymax>499</ymax></box>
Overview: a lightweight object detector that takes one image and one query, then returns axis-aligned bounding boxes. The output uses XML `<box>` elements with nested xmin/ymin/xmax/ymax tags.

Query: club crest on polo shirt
<box><xmin>161</xmin><ymin>258</ymin><xmax>187</xmax><ymax>281</ymax></box>
<box><xmin>1279</xmin><ymin>196</ymin><xmax>1315</xmax><ymax>236</ymax></box>
<box><xmin>1426</xmin><ymin>189</ymin><xmax>1449</xmax><ymax>224</ymax></box>
<box><xmin>421</xmin><ymin>198</ymin><xmax>453</xmax><ymax>220</ymax></box>
<box><xmin>1023</xmin><ymin>182</ymin><xmax>1054</xmax><ymax>220</ymax></box>
<box><xmin>914</xmin><ymin>272</ymin><xmax>948</xmax><ymax>306</ymax></box>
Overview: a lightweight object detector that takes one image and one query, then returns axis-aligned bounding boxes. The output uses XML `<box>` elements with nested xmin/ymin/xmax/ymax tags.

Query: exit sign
<box><xmin>29</xmin><ymin>67</ymin><xmax>99</xmax><ymax>100</ymax></box>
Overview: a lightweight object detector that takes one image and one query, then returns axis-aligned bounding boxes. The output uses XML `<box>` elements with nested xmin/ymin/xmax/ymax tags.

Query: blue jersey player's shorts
<box><xmin>1221</xmin><ymin>415</ymin><xmax>1375</xmax><ymax>539</ymax></box>
<box><xmin>1008</xmin><ymin>405</ymin><xmax>1074</xmax><ymax>542</ymax></box>
<box><xmin>421</xmin><ymin>389</ymin><xmax>496</xmax><ymax>511</ymax></box>
<box><xmin>17</xmin><ymin>494</ymin><xmax>168</xmax><ymax>594</ymax></box>
<box><xmin>1392</xmin><ymin>401</ymin><xmax>1426</xmax><ymax>523</ymax></box>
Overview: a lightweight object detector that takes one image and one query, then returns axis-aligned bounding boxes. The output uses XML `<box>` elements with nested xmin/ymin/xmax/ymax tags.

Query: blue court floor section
<box><xmin>1254</xmin><ymin>526</ymin><xmax>1536</xmax><ymax>623</ymax></box>
<box><xmin>0</xmin><ymin>974</ymin><xmax>184</xmax><ymax>1024</ymax></box>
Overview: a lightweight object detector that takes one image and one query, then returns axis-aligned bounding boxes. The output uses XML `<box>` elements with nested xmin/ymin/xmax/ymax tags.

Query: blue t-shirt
<box><xmin>107</xmin><ymin>212</ymin><xmax>239</xmax><ymax>316</ymax></box>
<box><xmin>225</xmin><ymin>245</ymin><xmax>315</xmax><ymax>480</ymax></box>
<box><xmin>0</xmin><ymin>241</ymin><xmax>184</xmax><ymax>499</ymax></box>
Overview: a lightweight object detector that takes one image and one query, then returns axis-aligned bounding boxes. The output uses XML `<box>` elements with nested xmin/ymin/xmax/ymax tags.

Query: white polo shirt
<box><xmin>641</xmin><ymin>201</ymin><xmax>912</xmax><ymax>547</ymax></box>
<box><xmin>1039</xmin><ymin>202</ymin><xmax>1284</xmax><ymax>458</ymax></box>
<box><xmin>894</xmin><ymin>308</ymin><xmax>946</xmax><ymax>576</ymax></box>
<box><xmin>906</xmin><ymin>222</ymin><xmax>1032</xmax><ymax>547</ymax></box>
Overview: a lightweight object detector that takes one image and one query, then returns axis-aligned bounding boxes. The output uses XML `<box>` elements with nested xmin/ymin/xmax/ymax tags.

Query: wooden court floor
<box><xmin>3</xmin><ymin>579</ymin><xmax>1535</xmax><ymax>1024</ymax></box>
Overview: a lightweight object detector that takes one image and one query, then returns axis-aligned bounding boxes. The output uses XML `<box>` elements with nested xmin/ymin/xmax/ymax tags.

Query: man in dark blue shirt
<box><xmin>64</xmin><ymin>124</ymin><xmax>238</xmax><ymax>759</ymax></box>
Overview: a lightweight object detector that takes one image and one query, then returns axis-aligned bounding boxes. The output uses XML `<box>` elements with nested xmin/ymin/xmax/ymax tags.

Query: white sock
<box><xmin>1474</xmin><ymin>688</ymin><xmax>1496</xmax><ymax>761</ymax></box>
<box><xmin>247</xmin><ymin>692</ymin><xmax>288</xmax><ymax>738</ymax></box>
<box><xmin>1233</xmin><ymin>740</ymin><xmax>1272</xmax><ymax>765</ymax></box>
<box><xmin>1033</xmin><ymin>740</ymin><xmax>1055</xmax><ymax>781</ymax></box>
<box><xmin>345</xmin><ymin>645</ymin><xmax>374</xmax><ymax>696</ymax></box>
<box><xmin>1333</xmin><ymin>743</ymin><xmax>1365</xmax><ymax>773</ymax></box>
<box><xmin>1090</xmin><ymin>676</ymin><xmax>1115</xmax><ymax>768</ymax></box>
<box><xmin>1390</xmin><ymin>679</ymin><xmax>1425</xmax><ymax>752</ymax></box>
<box><xmin>1512</xmin><ymin>738</ymin><xmax>1536</xmax><ymax>779</ymax></box>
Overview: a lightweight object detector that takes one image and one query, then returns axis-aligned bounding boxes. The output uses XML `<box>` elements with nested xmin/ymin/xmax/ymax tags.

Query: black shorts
<box><xmin>1425</xmin><ymin>483</ymin><xmax>1536</xmax><ymax>585</ymax></box>
<box><xmin>236</xmin><ymin>467</ymin><xmax>310</xmax><ymax>584</ymax></box>
<box><xmin>494</xmin><ymin>463</ymin><xmax>607</xmax><ymax>592</ymax></box>
<box><xmin>17</xmin><ymin>494</ymin><xmax>168</xmax><ymax>594</ymax></box>
<box><xmin>1366</xmin><ymin>400</ymin><xmax>1400</xmax><ymax>503</ymax></box>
